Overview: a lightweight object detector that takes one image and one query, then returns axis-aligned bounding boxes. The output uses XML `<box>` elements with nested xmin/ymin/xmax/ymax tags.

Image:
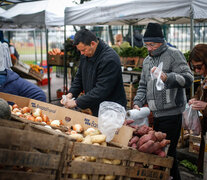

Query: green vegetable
<box><xmin>180</xmin><ymin>160</ymin><xmax>202</xmax><ymax>175</ymax></box>
<box><xmin>184</xmin><ymin>50</ymin><xmax>190</xmax><ymax>62</ymax></box>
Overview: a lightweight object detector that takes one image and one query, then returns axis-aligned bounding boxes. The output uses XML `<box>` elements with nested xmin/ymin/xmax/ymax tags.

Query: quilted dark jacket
<box><xmin>69</xmin><ymin>39</ymin><xmax>127</xmax><ymax>116</ymax></box>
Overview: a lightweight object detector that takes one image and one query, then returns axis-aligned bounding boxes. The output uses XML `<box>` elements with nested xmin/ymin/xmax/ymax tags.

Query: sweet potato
<box><xmin>138</xmin><ymin>140</ymin><xmax>154</xmax><ymax>153</ymax></box>
<box><xmin>128</xmin><ymin>136</ymin><xmax>139</xmax><ymax>146</ymax></box>
<box><xmin>131</xmin><ymin>143</ymin><xmax>137</xmax><ymax>149</ymax></box>
<box><xmin>124</xmin><ymin>119</ymin><xmax>134</xmax><ymax>125</ymax></box>
<box><xmin>157</xmin><ymin>150</ymin><xmax>166</xmax><ymax>157</ymax></box>
<box><xmin>136</xmin><ymin>125</ymin><xmax>153</xmax><ymax>136</ymax></box>
<box><xmin>137</xmin><ymin>132</ymin><xmax>157</xmax><ymax>148</ymax></box>
<box><xmin>160</xmin><ymin>139</ymin><xmax>170</xmax><ymax>147</ymax></box>
<box><xmin>154</xmin><ymin>131</ymin><xmax>166</xmax><ymax>141</ymax></box>
<box><xmin>148</xmin><ymin>142</ymin><xmax>162</xmax><ymax>154</ymax></box>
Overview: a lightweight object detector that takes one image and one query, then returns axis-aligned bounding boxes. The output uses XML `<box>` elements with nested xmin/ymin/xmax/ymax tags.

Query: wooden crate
<box><xmin>48</xmin><ymin>55</ymin><xmax>64</xmax><ymax>66</ymax></box>
<box><xmin>61</xmin><ymin>142</ymin><xmax>173</xmax><ymax>180</ymax></box>
<box><xmin>28</xmin><ymin>69</ymin><xmax>43</xmax><ymax>81</ymax></box>
<box><xmin>121</xmin><ymin>57</ymin><xmax>139</xmax><ymax>68</ymax></box>
<box><xmin>0</xmin><ymin>118</ymin><xmax>72</xmax><ymax>180</ymax></box>
<box><xmin>189</xmin><ymin>134</ymin><xmax>201</xmax><ymax>154</ymax></box>
<box><xmin>124</xmin><ymin>83</ymin><xmax>137</xmax><ymax>109</ymax></box>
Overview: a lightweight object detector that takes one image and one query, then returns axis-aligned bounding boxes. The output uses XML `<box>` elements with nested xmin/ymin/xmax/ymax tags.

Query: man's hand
<box><xmin>64</xmin><ymin>99</ymin><xmax>77</xmax><ymax>109</ymax></box>
<box><xmin>133</xmin><ymin>104</ymin><xmax>140</xmax><ymax>110</ymax></box>
<box><xmin>192</xmin><ymin>100</ymin><xmax>207</xmax><ymax>110</ymax></box>
<box><xmin>60</xmin><ymin>93</ymin><xmax>73</xmax><ymax>105</ymax></box>
<box><xmin>151</xmin><ymin>67</ymin><xmax>167</xmax><ymax>82</ymax></box>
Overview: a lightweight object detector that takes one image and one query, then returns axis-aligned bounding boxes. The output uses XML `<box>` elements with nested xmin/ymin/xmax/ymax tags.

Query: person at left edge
<box><xmin>61</xmin><ymin>29</ymin><xmax>127</xmax><ymax>116</ymax></box>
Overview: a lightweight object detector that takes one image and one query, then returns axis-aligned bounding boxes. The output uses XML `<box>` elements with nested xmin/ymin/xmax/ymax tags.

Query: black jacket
<box><xmin>69</xmin><ymin>39</ymin><xmax>126</xmax><ymax>116</ymax></box>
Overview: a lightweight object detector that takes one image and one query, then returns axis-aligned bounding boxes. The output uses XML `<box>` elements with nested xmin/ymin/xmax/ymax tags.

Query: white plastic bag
<box><xmin>126</xmin><ymin>107</ymin><xmax>150</xmax><ymax>126</ymax></box>
<box><xmin>151</xmin><ymin>62</ymin><xmax>164</xmax><ymax>91</ymax></box>
<box><xmin>98</xmin><ymin>101</ymin><xmax>126</xmax><ymax>142</ymax></box>
<box><xmin>182</xmin><ymin>104</ymin><xmax>201</xmax><ymax>135</ymax></box>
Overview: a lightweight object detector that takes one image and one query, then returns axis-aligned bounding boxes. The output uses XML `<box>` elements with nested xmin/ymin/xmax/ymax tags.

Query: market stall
<box><xmin>64</xmin><ymin>1</ymin><xmax>207</xmax><ymax>178</ymax></box>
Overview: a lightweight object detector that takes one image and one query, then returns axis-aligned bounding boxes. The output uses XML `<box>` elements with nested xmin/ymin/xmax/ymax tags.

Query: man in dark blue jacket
<box><xmin>61</xmin><ymin>29</ymin><xmax>126</xmax><ymax>116</ymax></box>
<box><xmin>0</xmin><ymin>69</ymin><xmax>46</xmax><ymax>102</ymax></box>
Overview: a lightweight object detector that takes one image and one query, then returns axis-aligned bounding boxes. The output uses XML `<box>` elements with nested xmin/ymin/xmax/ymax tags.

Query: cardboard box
<box><xmin>189</xmin><ymin>134</ymin><xmax>201</xmax><ymax>154</ymax></box>
<box><xmin>0</xmin><ymin>92</ymin><xmax>133</xmax><ymax>147</ymax></box>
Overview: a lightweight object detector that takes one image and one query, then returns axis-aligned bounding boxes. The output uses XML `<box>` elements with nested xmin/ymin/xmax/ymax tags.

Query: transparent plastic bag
<box><xmin>151</xmin><ymin>62</ymin><xmax>164</xmax><ymax>91</ymax></box>
<box><xmin>98</xmin><ymin>101</ymin><xmax>126</xmax><ymax>142</ymax></box>
<box><xmin>182</xmin><ymin>104</ymin><xmax>201</xmax><ymax>135</ymax></box>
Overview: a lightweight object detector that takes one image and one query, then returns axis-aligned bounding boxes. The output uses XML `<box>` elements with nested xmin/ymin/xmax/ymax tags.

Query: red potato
<box><xmin>138</xmin><ymin>140</ymin><xmax>154</xmax><ymax>153</ymax></box>
<box><xmin>128</xmin><ymin>136</ymin><xmax>139</xmax><ymax>146</ymax></box>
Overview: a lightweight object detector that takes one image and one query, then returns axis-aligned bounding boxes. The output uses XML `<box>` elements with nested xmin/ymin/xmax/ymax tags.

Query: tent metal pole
<box><xmin>190</xmin><ymin>5</ymin><xmax>194</xmax><ymax>97</ymax></box>
<box><xmin>131</xmin><ymin>25</ymin><xmax>134</xmax><ymax>47</ymax></box>
<box><xmin>33</xmin><ymin>29</ymin><xmax>37</xmax><ymax>64</ymax></box>
<box><xmin>40</xmin><ymin>29</ymin><xmax>43</xmax><ymax>65</ymax></box>
<box><xmin>45</xmin><ymin>27</ymin><xmax>51</xmax><ymax>102</ymax></box>
<box><xmin>64</xmin><ymin>12</ymin><xmax>68</xmax><ymax>94</ymax></box>
<box><xmin>107</xmin><ymin>25</ymin><xmax>110</xmax><ymax>45</ymax></box>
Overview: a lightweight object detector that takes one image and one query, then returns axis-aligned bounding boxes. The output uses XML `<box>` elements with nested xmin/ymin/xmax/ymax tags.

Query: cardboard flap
<box><xmin>0</xmin><ymin>92</ymin><xmax>30</xmax><ymax>107</ymax></box>
<box><xmin>57</xmin><ymin>107</ymin><xmax>98</xmax><ymax>129</ymax></box>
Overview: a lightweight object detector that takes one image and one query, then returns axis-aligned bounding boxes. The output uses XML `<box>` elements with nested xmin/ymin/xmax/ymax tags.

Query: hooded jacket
<box><xmin>69</xmin><ymin>39</ymin><xmax>127</xmax><ymax>116</ymax></box>
<box><xmin>134</xmin><ymin>42</ymin><xmax>194</xmax><ymax>117</ymax></box>
<box><xmin>0</xmin><ymin>69</ymin><xmax>46</xmax><ymax>102</ymax></box>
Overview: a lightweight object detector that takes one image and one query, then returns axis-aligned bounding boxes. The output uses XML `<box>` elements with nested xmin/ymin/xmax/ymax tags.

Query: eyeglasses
<box><xmin>191</xmin><ymin>63</ymin><xmax>204</xmax><ymax>71</ymax></box>
<box><xmin>144</xmin><ymin>43</ymin><xmax>158</xmax><ymax>48</ymax></box>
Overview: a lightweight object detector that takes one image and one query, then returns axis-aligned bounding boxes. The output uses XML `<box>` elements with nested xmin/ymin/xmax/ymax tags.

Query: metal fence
<box><xmin>3</xmin><ymin>23</ymin><xmax>207</xmax><ymax>64</ymax></box>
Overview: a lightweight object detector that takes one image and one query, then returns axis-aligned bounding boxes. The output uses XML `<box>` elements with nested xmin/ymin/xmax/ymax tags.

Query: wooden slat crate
<box><xmin>120</xmin><ymin>57</ymin><xmax>139</xmax><ymax>68</ymax></box>
<box><xmin>124</xmin><ymin>83</ymin><xmax>137</xmax><ymax>109</ymax></box>
<box><xmin>189</xmin><ymin>134</ymin><xmax>201</xmax><ymax>154</ymax></box>
<box><xmin>61</xmin><ymin>142</ymin><xmax>174</xmax><ymax>180</ymax></box>
<box><xmin>28</xmin><ymin>69</ymin><xmax>43</xmax><ymax>81</ymax></box>
<box><xmin>0</xmin><ymin>118</ymin><xmax>71</xmax><ymax>180</ymax></box>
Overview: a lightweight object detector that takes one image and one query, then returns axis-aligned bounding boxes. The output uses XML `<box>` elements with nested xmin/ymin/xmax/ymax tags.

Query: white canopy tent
<box><xmin>0</xmin><ymin>0</ymin><xmax>76</xmax><ymax>102</ymax></box>
<box><xmin>64</xmin><ymin>0</ymin><xmax>192</xmax><ymax>26</ymax></box>
<box><xmin>64</xmin><ymin>0</ymin><xmax>207</xmax><ymax>47</ymax></box>
<box><xmin>0</xmin><ymin>0</ymin><xmax>76</xmax><ymax>27</ymax></box>
<box><xmin>0</xmin><ymin>8</ymin><xmax>5</xmax><ymax>14</ymax></box>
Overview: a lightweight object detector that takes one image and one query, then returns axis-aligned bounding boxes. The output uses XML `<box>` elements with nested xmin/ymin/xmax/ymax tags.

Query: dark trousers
<box><xmin>154</xmin><ymin>114</ymin><xmax>182</xmax><ymax>180</ymax></box>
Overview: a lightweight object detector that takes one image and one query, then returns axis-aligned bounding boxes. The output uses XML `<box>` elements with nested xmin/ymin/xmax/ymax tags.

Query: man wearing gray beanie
<box><xmin>133</xmin><ymin>23</ymin><xmax>194</xmax><ymax>180</ymax></box>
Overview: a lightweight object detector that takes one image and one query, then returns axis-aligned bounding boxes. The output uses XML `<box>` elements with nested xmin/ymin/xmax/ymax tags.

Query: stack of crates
<box><xmin>124</xmin><ymin>82</ymin><xmax>138</xmax><ymax>109</ymax></box>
